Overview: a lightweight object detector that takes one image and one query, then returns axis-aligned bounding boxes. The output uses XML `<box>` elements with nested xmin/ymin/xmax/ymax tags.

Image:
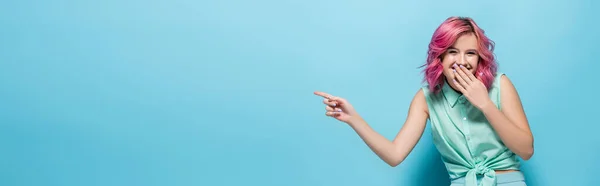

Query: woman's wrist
<box><xmin>347</xmin><ymin>115</ymin><xmax>366</xmax><ymax>127</ymax></box>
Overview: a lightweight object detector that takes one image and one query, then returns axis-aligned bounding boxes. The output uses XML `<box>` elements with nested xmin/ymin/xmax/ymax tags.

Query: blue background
<box><xmin>1</xmin><ymin>0</ymin><xmax>598</xmax><ymax>185</ymax></box>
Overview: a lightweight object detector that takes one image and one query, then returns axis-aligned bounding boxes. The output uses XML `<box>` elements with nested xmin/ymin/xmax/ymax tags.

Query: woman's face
<box><xmin>441</xmin><ymin>33</ymin><xmax>480</xmax><ymax>88</ymax></box>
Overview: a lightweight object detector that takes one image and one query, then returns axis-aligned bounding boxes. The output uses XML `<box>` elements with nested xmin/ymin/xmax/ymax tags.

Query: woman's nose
<box><xmin>455</xmin><ymin>56</ymin><xmax>467</xmax><ymax>66</ymax></box>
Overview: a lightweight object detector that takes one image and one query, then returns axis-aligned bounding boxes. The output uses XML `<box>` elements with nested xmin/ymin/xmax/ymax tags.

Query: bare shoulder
<box><xmin>411</xmin><ymin>88</ymin><xmax>429</xmax><ymax>116</ymax></box>
<box><xmin>499</xmin><ymin>74</ymin><xmax>521</xmax><ymax>102</ymax></box>
<box><xmin>395</xmin><ymin>88</ymin><xmax>429</xmax><ymax>137</ymax></box>
<box><xmin>499</xmin><ymin>74</ymin><xmax>514</xmax><ymax>89</ymax></box>
<box><xmin>498</xmin><ymin>74</ymin><xmax>531</xmax><ymax>129</ymax></box>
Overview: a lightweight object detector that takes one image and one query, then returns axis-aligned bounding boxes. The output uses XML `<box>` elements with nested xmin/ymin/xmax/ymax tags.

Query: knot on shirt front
<box><xmin>474</xmin><ymin>162</ymin><xmax>492</xmax><ymax>175</ymax></box>
<box><xmin>464</xmin><ymin>161</ymin><xmax>497</xmax><ymax>186</ymax></box>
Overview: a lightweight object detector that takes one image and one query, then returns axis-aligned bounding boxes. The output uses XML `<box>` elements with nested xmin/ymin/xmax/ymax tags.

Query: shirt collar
<box><xmin>441</xmin><ymin>79</ymin><xmax>465</xmax><ymax>108</ymax></box>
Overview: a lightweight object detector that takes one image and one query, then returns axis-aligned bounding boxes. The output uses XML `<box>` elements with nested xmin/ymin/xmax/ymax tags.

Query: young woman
<box><xmin>314</xmin><ymin>16</ymin><xmax>534</xmax><ymax>186</ymax></box>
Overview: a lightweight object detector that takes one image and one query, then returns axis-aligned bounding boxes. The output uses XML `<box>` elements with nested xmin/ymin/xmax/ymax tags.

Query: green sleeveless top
<box><xmin>421</xmin><ymin>72</ymin><xmax>520</xmax><ymax>186</ymax></box>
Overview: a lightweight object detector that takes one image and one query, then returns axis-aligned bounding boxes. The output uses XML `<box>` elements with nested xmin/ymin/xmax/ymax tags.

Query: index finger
<box><xmin>455</xmin><ymin>64</ymin><xmax>472</xmax><ymax>82</ymax></box>
<box><xmin>313</xmin><ymin>91</ymin><xmax>332</xmax><ymax>99</ymax></box>
<box><xmin>459</xmin><ymin>65</ymin><xmax>477</xmax><ymax>80</ymax></box>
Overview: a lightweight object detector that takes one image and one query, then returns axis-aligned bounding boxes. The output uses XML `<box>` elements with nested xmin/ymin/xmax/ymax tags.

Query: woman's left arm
<box><xmin>480</xmin><ymin>75</ymin><xmax>534</xmax><ymax>160</ymax></box>
<box><xmin>453</xmin><ymin>66</ymin><xmax>534</xmax><ymax>160</ymax></box>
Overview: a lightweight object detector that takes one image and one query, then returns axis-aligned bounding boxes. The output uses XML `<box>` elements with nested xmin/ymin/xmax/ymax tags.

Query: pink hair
<box><xmin>420</xmin><ymin>16</ymin><xmax>498</xmax><ymax>94</ymax></box>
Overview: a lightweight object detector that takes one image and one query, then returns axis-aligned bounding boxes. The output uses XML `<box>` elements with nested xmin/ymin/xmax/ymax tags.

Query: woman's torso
<box><xmin>421</xmin><ymin>72</ymin><xmax>521</xmax><ymax>185</ymax></box>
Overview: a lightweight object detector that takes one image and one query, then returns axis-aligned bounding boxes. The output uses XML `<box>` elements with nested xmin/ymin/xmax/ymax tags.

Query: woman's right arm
<box><xmin>350</xmin><ymin>89</ymin><xmax>429</xmax><ymax>166</ymax></box>
<box><xmin>315</xmin><ymin>89</ymin><xmax>429</xmax><ymax>167</ymax></box>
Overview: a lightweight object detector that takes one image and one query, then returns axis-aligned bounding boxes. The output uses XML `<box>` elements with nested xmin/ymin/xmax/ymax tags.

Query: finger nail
<box><xmin>333</xmin><ymin>103</ymin><xmax>336</xmax><ymax>106</ymax></box>
<box><xmin>453</xmin><ymin>64</ymin><xmax>457</xmax><ymax>67</ymax></box>
<box><xmin>460</xmin><ymin>65</ymin><xmax>464</xmax><ymax>68</ymax></box>
<box><xmin>453</xmin><ymin>69</ymin><xmax>456</xmax><ymax>73</ymax></box>
<box><xmin>335</xmin><ymin>108</ymin><xmax>342</xmax><ymax>112</ymax></box>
